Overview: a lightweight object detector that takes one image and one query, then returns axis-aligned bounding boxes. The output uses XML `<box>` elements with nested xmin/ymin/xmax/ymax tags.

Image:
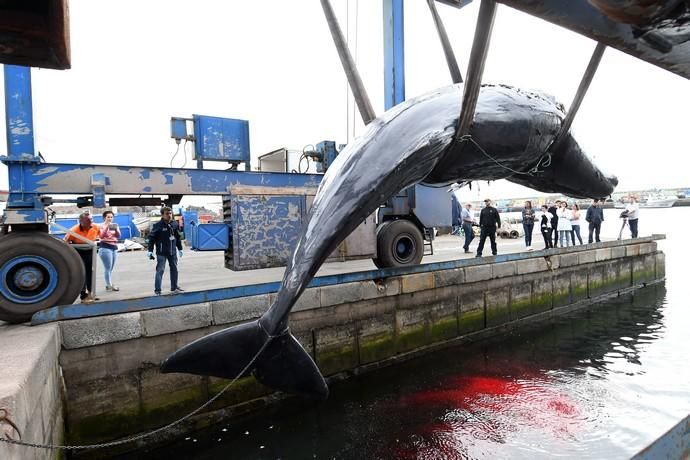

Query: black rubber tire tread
<box><xmin>0</xmin><ymin>232</ymin><xmax>85</xmax><ymax>323</ymax></box>
<box><xmin>376</xmin><ymin>219</ymin><xmax>424</xmax><ymax>268</ymax></box>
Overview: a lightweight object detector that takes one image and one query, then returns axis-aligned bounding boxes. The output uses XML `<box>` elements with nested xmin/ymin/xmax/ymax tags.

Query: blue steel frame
<box><xmin>1</xmin><ymin>66</ymin><xmax>321</xmax><ymax>216</ymax></box>
<box><xmin>383</xmin><ymin>0</ymin><xmax>405</xmax><ymax>110</ymax></box>
<box><xmin>2</xmin><ymin>65</ymin><xmax>44</xmax><ymax>216</ymax></box>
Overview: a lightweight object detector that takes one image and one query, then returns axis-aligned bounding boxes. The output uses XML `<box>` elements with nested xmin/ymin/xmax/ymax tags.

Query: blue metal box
<box><xmin>192</xmin><ymin>115</ymin><xmax>250</xmax><ymax>165</ymax></box>
<box><xmin>170</xmin><ymin>117</ymin><xmax>189</xmax><ymax>141</ymax></box>
<box><xmin>194</xmin><ymin>223</ymin><xmax>230</xmax><ymax>251</ymax></box>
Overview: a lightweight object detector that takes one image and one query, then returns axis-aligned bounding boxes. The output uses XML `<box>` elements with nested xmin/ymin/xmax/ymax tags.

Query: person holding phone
<box><xmin>99</xmin><ymin>210</ymin><xmax>121</xmax><ymax>291</ymax></box>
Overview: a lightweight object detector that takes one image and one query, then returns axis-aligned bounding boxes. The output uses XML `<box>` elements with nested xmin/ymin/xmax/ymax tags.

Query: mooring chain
<box><xmin>0</xmin><ymin>333</ymin><xmax>278</xmax><ymax>451</ymax></box>
<box><xmin>456</xmin><ymin>134</ymin><xmax>553</xmax><ymax>177</ymax></box>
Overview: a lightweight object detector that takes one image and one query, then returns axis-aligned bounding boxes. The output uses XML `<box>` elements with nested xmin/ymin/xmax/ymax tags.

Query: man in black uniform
<box><xmin>476</xmin><ymin>198</ymin><xmax>501</xmax><ymax>257</ymax></box>
<box><xmin>548</xmin><ymin>200</ymin><xmax>560</xmax><ymax>248</ymax></box>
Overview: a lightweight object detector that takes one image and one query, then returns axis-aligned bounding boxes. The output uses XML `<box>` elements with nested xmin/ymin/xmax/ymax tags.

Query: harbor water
<box><xmin>131</xmin><ymin>207</ymin><xmax>689</xmax><ymax>460</ymax></box>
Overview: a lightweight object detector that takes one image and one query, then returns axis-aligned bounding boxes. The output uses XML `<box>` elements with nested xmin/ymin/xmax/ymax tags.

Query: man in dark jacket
<box><xmin>548</xmin><ymin>200</ymin><xmax>559</xmax><ymax>248</ymax></box>
<box><xmin>147</xmin><ymin>206</ymin><xmax>184</xmax><ymax>295</ymax></box>
<box><xmin>476</xmin><ymin>198</ymin><xmax>501</xmax><ymax>257</ymax></box>
<box><xmin>586</xmin><ymin>199</ymin><xmax>604</xmax><ymax>243</ymax></box>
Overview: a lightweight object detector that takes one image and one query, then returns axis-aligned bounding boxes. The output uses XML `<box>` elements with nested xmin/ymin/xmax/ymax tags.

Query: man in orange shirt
<box><xmin>64</xmin><ymin>212</ymin><xmax>100</xmax><ymax>303</ymax></box>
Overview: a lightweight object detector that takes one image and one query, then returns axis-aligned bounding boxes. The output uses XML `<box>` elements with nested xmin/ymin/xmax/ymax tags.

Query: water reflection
<box><xmin>132</xmin><ymin>283</ymin><xmax>673</xmax><ymax>460</ymax></box>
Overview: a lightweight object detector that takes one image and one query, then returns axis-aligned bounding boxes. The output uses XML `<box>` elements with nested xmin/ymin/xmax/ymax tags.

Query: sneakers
<box><xmin>464</xmin><ymin>249</ymin><xmax>470</xmax><ymax>254</ymax></box>
<box><xmin>106</xmin><ymin>285</ymin><xmax>120</xmax><ymax>291</ymax></box>
<box><xmin>527</xmin><ymin>246</ymin><xmax>534</xmax><ymax>251</ymax></box>
<box><xmin>171</xmin><ymin>287</ymin><xmax>185</xmax><ymax>294</ymax></box>
<box><xmin>81</xmin><ymin>294</ymin><xmax>99</xmax><ymax>304</ymax></box>
<box><xmin>154</xmin><ymin>291</ymin><xmax>161</xmax><ymax>296</ymax></box>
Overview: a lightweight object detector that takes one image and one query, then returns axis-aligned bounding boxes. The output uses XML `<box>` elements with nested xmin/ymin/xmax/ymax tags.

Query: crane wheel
<box><xmin>375</xmin><ymin>220</ymin><xmax>424</xmax><ymax>268</ymax></box>
<box><xmin>0</xmin><ymin>232</ymin><xmax>85</xmax><ymax>324</ymax></box>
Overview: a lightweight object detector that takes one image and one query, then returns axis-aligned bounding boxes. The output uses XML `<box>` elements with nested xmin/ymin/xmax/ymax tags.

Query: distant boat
<box><xmin>641</xmin><ymin>194</ymin><xmax>677</xmax><ymax>208</ymax></box>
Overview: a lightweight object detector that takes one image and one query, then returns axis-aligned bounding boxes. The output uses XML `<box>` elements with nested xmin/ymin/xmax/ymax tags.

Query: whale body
<box><xmin>161</xmin><ymin>83</ymin><xmax>617</xmax><ymax>399</ymax></box>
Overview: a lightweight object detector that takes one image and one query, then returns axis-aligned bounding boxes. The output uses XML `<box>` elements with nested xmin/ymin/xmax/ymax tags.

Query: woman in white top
<box><xmin>570</xmin><ymin>203</ymin><xmax>583</xmax><ymax>245</ymax></box>
<box><xmin>556</xmin><ymin>201</ymin><xmax>572</xmax><ymax>247</ymax></box>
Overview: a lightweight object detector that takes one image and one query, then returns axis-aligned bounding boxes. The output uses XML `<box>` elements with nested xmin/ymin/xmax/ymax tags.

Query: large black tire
<box><xmin>0</xmin><ymin>232</ymin><xmax>85</xmax><ymax>323</ymax></box>
<box><xmin>375</xmin><ymin>219</ymin><xmax>424</xmax><ymax>268</ymax></box>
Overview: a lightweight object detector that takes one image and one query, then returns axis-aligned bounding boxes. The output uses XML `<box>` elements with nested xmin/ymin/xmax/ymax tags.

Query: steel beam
<box><xmin>383</xmin><ymin>0</ymin><xmax>406</xmax><ymax>109</ymax></box>
<box><xmin>11</xmin><ymin>163</ymin><xmax>323</xmax><ymax>196</ymax></box>
<box><xmin>320</xmin><ymin>0</ymin><xmax>376</xmax><ymax>124</ymax></box>
<box><xmin>455</xmin><ymin>0</ymin><xmax>497</xmax><ymax>140</ymax></box>
<box><xmin>3</xmin><ymin>65</ymin><xmax>36</xmax><ymax>161</ymax></box>
<box><xmin>427</xmin><ymin>0</ymin><xmax>463</xmax><ymax>84</ymax></box>
<box><xmin>550</xmin><ymin>42</ymin><xmax>607</xmax><ymax>152</ymax></box>
<box><xmin>3</xmin><ymin>65</ymin><xmax>44</xmax><ymax>212</ymax></box>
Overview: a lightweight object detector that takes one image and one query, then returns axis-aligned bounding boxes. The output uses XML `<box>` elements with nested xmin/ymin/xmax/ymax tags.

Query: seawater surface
<box><xmin>133</xmin><ymin>207</ymin><xmax>690</xmax><ymax>459</ymax></box>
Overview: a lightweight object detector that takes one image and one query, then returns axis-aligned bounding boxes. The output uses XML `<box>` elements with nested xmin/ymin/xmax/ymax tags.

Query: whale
<box><xmin>160</xmin><ymin>83</ymin><xmax>618</xmax><ymax>399</ymax></box>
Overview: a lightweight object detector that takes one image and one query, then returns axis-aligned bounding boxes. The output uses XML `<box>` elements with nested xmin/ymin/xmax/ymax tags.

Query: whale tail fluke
<box><xmin>160</xmin><ymin>320</ymin><xmax>328</xmax><ymax>400</ymax></box>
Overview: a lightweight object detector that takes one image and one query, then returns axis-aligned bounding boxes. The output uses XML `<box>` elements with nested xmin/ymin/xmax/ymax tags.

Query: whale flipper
<box><xmin>160</xmin><ymin>320</ymin><xmax>328</xmax><ymax>400</ymax></box>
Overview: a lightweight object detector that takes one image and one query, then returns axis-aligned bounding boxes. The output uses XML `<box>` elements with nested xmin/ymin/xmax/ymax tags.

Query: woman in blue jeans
<box><xmin>98</xmin><ymin>210</ymin><xmax>121</xmax><ymax>291</ymax></box>
<box><xmin>570</xmin><ymin>203</ymin><xmax>583</xmax><ymax>245</ymax></box>
<box><xmin>521</xmin><ymin>201</ymin><xmax>535</xmax><ymax>250</ymax></box>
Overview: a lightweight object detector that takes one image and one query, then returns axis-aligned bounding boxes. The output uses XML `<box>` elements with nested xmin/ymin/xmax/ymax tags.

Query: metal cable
<box><xmin>169</xmin><ymin>143</ymin><xmax>181</xmax><ymax>168</ymax></box>
<box><xmin>0</xmin><ymin>334</ymin><xmax>276</xmax><ymax>451</ymax></box>
<box><xmin>457</xmin><ymin>134</ymin><xmax>552</xmax><ymax>177</ymax></box>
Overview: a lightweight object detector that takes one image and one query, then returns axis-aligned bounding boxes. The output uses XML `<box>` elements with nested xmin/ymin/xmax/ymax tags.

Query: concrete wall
<box><xmin>0</xmin><ymin>324</ymin><xmax>63</xmax><ymax>460</ymax></box>
<box><xmin>57</xmin><ymin>238</ymin><xmax>665</xmax><ymax>454</ymax></box>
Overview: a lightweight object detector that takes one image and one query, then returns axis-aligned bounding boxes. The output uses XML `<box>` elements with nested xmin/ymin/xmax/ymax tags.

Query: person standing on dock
<box><xmin>521</xmin><ymin>201</ymin><xmax>535</xmax><ymax>250</ymax></box>
<box><xmin>147</xmin><ymin>207</ymin><xmax>184</xmax><ymax>295</ymax></box>
<box><xmin>586</xmin><ymin>199</ymin><xmax>604</xmax><ymax>243</ymax></box>
<box><xmin>548</xmin><ymin>201</ymin><xmax>559</xmax><ymax>248</ymax></box>
<box><xmin>476</xmin><ymin>198</ymin><xmax>501</xmax><ymax>258</ymax></box>
<box><xmin>64</xmin><ymin>212</ymin><xmax>100</xmax><ymax>303</ymax></box>
<box><xmin>625</xmin><ymin>196</ymin><xmax>639</xmax><ymax>238</ymax></box>
<box><xmin>570</xmin><ymin>203</ymin><xmax>583</xmax><ymax>245</ymax></box>
<box><xmin>99</xmin><ymin>210</ymin><xmax>121</xmax><ymax>292</ymax></box>
<box><xmin>461</xmin><ymin>202</ymin><xmax>476</xmax><ymax>254</ymax></box>
<box><xmin>556</xmin><ymin>201</ymin><xmax>573</xmax><ymax>247</ymax></box>
<box><xmin>539</xmin><ymin>205</ymin><xmax>553</xmax><ymax>249</ymax></box>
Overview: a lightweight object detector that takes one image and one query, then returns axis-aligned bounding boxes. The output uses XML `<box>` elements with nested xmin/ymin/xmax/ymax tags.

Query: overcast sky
<box><xmin>1</xmin><ymin>0</ymin><xmax>689</xmax><ymax>207</ymax></box>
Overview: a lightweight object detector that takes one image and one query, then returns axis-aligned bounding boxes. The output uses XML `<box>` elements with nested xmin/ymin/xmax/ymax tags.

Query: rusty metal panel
<box><xmin>0</xmin><ymin>0</ymin><xmax>71</xmax><ymax>69</ymax></box>
<box><xmin>497</xmin><ymin>0</ymin><xmax>690</xmax><ymax>79</ymax></box>
<box><xmin>226</xmin><ymin>189</ymin><xmax>376</xmax><ymax>271</ymax></box>
<box><xmin>230</xmin><ymin>194</ymin><xmax>306</xmax><ymax>270</ymax></box>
